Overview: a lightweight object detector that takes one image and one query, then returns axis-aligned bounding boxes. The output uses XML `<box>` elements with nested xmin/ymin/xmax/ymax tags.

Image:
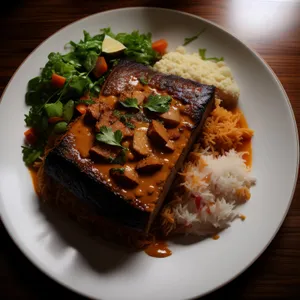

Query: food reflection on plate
<box><xmin>23</xmin><ymin>28</ymin><xmax>255</xmax><ymax>258</ymax></box>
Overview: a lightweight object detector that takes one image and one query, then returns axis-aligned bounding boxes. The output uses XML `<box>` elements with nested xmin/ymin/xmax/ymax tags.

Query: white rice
<box><xmin>153</xmin><ymin>46</ymin><xmax>240</xmax><ymax>107</ymax></box>
<box><xmin>173</xmin><ymin>149</ymin><xmax>256</xmax><ymax>236</ymax></box>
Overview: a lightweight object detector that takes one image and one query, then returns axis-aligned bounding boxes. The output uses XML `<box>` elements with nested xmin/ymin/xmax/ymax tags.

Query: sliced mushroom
<box><xmin>119</xmin><ymin>90</ymin><xmax>145</xmax><ymax>106</ymax></box>
<box><xmin>132</xmin><ymin>90</ymin><xmax>146</xmax><ymax>105</ymax></box>
<box><xmin>89</xmin><ymin>145</ymin><xmax>119</xmax><ymax>161</ymax></box>
<box><xmin>159</xmin><ymin>107</ymin><xmax>181</xmax><ymax>128</ymax></box>
<box><xmin>168</xmin><ymin>128</ymin><xmax>181</xmax><ymax>140</ymax></box>
<box><xmin>165</xmin><ymin>140</ymin><xmax>175</xmax><ymax>152</ymax></box>
<box><xmin>136</xmin><ymin>156</ymin><xmax>163</xmax><ymax>174</ymax></box>
<box><xmin>133</xmin><ymin>127</ymin><xmax>152</xmax><ymax>157</ymax></box>
<box><xmin>147</xmin><ymin>120</ymin><xmax>169</xmax><ymax>146</ymax></box>
<box><xmin>110</xmin><ymin>165</ymin><xmax>139</xmax><ymax>188</ymax></box>
<box><xmin>95</xmin><ymin>110</ymin><xmax>133</xmax><ymax>138</ymax></box>
<box><xmin>110</xmin><ymin>119</ymin><xmax>133</xmax><ymax>138</ymax></box>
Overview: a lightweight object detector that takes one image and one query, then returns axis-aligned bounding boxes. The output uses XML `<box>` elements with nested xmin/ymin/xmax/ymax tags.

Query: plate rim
<box><xmin>0</xmin><ymin>6</ymin><xmax>299</xmax><ymax>300</ymax></box>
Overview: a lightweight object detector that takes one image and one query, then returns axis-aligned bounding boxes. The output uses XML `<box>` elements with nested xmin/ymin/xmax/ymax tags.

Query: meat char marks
<box><xmin>44</xmin><ymin>60</ymin><xmax>215</xmax><ymax>232</ymax></box>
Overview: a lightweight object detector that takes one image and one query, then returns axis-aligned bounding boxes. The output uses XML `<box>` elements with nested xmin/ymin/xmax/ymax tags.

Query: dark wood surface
<box><xmin>0</xmin><ymin>0</ymin><xmax>299</xmax><ymax>299</ymax></box>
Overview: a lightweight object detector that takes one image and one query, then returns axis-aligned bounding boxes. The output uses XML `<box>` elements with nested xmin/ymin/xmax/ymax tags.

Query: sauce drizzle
<box><xmin>29</xmin><ymin>168</ymin><xmax>39</xmax><ymax>195</ymax></box>
<box><xmin>145</xmin><ymin>241</ymin><xmax>172</xmax><ymax>258</ymax></box>
<box><xmin>235</xmin><ymin>109</ymin><xmax>253</xmax><ymax>167</ymax></box>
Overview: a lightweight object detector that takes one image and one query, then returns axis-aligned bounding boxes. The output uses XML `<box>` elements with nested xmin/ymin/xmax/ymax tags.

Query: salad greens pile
<box><xmin>23</xmin><ymin>28</ymin><xmax>161</xmax><ymax>166</ymax></box>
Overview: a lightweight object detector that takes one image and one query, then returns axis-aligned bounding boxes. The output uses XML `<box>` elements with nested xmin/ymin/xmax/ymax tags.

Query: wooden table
<box><xmin>1</xmin><ymin>0</ymin><xmax>299</xmax><ymax>299</ymax></box>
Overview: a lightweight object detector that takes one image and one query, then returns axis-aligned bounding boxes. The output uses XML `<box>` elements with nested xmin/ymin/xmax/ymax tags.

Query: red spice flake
<box><xmin>184</xmin><ymin>222</ymin><xmax>192</xmax><ymax>229</ymax></box>
<box><xmin>206</xmin><ymin>206</ymin><xmax>211</xmax><ymax>214</ymax></box>
<box><xmin>194</xmin><ymin>195</ymin><xmax>202</xmax><ymax>210</ymax></box>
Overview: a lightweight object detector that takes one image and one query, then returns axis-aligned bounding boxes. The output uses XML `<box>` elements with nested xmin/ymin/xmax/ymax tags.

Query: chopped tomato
<box><xmin>51</xmin><ymin>73</ymin><xmax>66</xmax><ymax>88</ymax></box>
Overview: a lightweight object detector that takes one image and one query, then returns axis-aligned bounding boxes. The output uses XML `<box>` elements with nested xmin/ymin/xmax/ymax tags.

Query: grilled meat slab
<box><xmin>44</xmin><ymin>60</ymin><xmax>215</xmax><ymax>232</ymax></box>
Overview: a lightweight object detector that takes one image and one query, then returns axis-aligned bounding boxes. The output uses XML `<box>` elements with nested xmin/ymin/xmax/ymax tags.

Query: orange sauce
<box><xmin>29</xmin><ymin>167</ymin><xmax>39</xmax><ymax>195</ymax></box>
<box><xmin>67</xmin><ymin>86</ymin><xmax>194</xmax><ymax>211</ymax></box>
<box><xmin>240</xmin><ymin>214</ymin><xmax>246</xmax><ymax>221</ymax></box>
<box><xmin>212</xmin><ymin>235</ymin><xmax>220</xmax><ymax>240</ymax></box>
<box><xmin>237</xmin><ymin>139</ymin><xmax>252</xmax><ymax>167</ymax></box>
<box><xmin>235</xmin><ymin>109</ymin><xmax>253</xmax><ymax>167</ymax></box>
<box><xmin>144</xmin><ymin>241</ymin><xmax>172</xmax><ymax>258</ymax></box>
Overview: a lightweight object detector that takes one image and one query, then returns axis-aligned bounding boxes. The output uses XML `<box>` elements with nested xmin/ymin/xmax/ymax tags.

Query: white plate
<box><xmin>0</xmin><ymin>7</ymin><xmax>298</xmax><ymax>300</ymax></box>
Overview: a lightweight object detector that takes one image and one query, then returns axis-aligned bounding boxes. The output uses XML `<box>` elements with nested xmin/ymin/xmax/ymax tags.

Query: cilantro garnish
<box><xmin>95</xmin><ymin>126</ymin><xmax>125</xmax><ymax>149</ymax></box>
<box><xmin>144</xmin><ymin>94</ymin><xmax>171</xmax><ymax>113</ymax></box>
<box><xmin>120</xmin><ymin>98</ymin><xmax>139</xmax><ymax>110</ymax></box>
<box><xmin>199</xmin><ymin>48</ymin><xmax>224</xmax><ymax>62</ymax></box>
<box><xmin>183</xmin><ymin>29</ymin><xmax>206</xmax><ymax>46</ymax></box>
<box><xmin>139</xmin><ymin>77</ymin><xmax>148</xmax><ymax>85</ymax></box>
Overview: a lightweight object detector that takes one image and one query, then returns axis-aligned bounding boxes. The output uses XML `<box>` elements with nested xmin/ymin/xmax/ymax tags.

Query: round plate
<box><xmin>0</xmin><ymin>7</ymin><xmax>298</xmax><ymax>300</ymax></box>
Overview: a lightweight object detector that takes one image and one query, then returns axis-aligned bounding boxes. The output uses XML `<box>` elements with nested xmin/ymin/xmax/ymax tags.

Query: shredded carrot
<box><xmin>161</xmin><ymin>210</ymin><xmax>174</xmax><ymax>224</ymax></box>
<box><xmin>160</xmin><ymin>206</ymin><xmax>176</xmax><ymax>236</ymax></box>
<box><xmin>201</xmin><ymin>99</ymin><xmax>254</xmax><ymax>155</ymax></box>
<box><xmin>152</xmin><ymin>39</ymin><xmax>168</xmax><ymax>55</ymax></box>
<box><xmin>199</xmin><ymin>157</ymin><xmax>208</xmax><ymax>170</ymax></box>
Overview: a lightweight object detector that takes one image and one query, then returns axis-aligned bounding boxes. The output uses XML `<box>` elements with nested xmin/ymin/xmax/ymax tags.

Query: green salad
<box><xmin>23</xmin><ymin>28</ymin><xmax>162</xmax><ymax>166</ymax></box>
